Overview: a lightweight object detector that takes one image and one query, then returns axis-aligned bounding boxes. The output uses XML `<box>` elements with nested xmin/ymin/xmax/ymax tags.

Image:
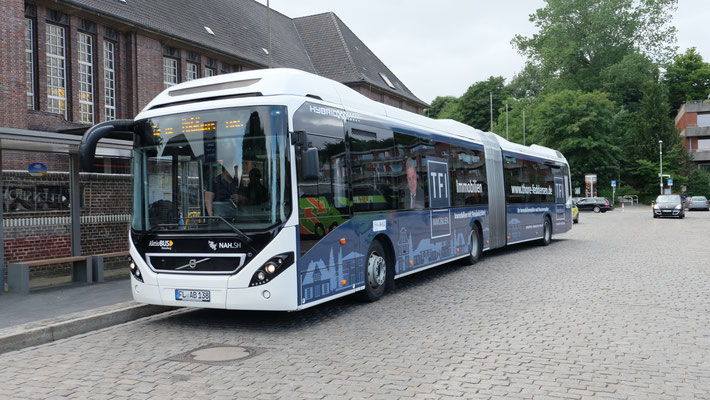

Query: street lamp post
<box><xmin>659</xmin><ymin>140</ymin><xmax>663</xmax><ymax>194</ymax></box>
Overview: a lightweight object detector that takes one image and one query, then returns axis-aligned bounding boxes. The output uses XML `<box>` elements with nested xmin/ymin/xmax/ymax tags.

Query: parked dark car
<box><xmin>576</xmin><ymin>197</ymin><xmax>612</xmax><ymax>213</ymax></box>
<box><xmin>688</xmin><ymin>196</ymin><xmax>709</xmax><ymax>211</ymax></box>
<box><xmin>652</xmin><ymin>194</ymin><xmax>685</xmax><ymax>218</ymax></box>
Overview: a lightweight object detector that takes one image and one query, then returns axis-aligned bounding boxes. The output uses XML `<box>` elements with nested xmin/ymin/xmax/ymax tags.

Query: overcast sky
<box><xmin>257</xmin><ymin>1</ymin><xmax>710</xmax><ymax>104</ymax></box>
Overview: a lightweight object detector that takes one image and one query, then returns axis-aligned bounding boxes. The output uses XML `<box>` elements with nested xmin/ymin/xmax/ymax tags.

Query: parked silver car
<box><xmin>688</xmin><ymin>196</ymin><xmax>709</xmax><ymax>211</ymax></box>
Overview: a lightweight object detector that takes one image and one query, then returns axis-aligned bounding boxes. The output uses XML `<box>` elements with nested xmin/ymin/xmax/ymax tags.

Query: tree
<box><xmin>528</xmin><ymin>90</ymin><xmax>622</xmax><ymax>188</ymax></box>
<box><xmin>686</xmin><ymin>168</ymin><xmax>710</xmax><ymax>198</ymax></box>
<box><xmin>507</xmin><ymin>62</ymin><xmax>550</xmax><ymax>99</ymax></box>
<box><xmin>600</xmin><ymin>52</ymin><xmax>657</xmax><ymax>114</ymax></box>
<box><xmin>623</xmin><ymin>75</ymin><xmax>686</xmax><ymax>191</ymax></box>
<box><xmin>426</xmin><ymin>96</ymin><xmax>459</xmax><ymax>119</ymax></box>
<box><xmin>663</xmin><ymin>47</ymin><xmax>710</xmax><ymax>114</ymax></box>
<box><xmin>493</xmin><ymin>96</ymin><xmax>538</xmax><ymax>145</ymax></box>
<box><xmin>512</xmin><ymin>0</ymin><xmax>678</xmax><ymax>92</ymax></box>
<box><xmin>458</xmin><ymin>76</ymin><xmax>509</xmax><ymax>131</ymax></box>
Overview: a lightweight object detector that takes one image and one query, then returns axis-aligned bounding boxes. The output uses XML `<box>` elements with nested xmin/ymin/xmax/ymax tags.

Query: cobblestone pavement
<box><xmin>2</xmin><ymin>207</ymin><xmax>710</xmax><ymax>399</ymax></box>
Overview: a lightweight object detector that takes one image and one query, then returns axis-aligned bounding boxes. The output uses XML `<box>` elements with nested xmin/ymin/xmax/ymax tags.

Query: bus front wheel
<box><xmin>359</xmin><ymin>240</ymin><xmax>388</xmax><ymax>302</ymax></box>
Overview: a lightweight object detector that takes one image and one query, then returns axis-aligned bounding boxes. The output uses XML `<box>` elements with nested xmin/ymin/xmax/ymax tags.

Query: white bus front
<box><xmin>127</xmin><ymin>105</ymin><xmax>299</xmax><ymax>310</ymax></box>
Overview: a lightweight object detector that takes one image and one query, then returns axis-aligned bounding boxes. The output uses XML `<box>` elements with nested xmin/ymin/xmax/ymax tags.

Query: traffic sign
<box><xmin>611</xmin><ymin>180</ymin><xmax>616</xmax><ymax>187</ymax></box>
<box><xmin>668</xmin><ymin>179</ymin><xmax>673</xmax><ymax>186</ymax></box>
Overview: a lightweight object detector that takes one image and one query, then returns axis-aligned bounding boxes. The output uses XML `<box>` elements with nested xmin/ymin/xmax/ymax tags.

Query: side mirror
<box><xmin>79</xmin><ymin>120</ymin><xmax>136</xmax><ymax>171</ymax></box>
<box><xmin>292</xmin><ymin>130</ymin><xmax>307</xmax><ymax>148</ymax></box>
<box><xmin>302</xmin><ymin>147</ymin><xmax>319</xmax><ymax>180</ymax></box>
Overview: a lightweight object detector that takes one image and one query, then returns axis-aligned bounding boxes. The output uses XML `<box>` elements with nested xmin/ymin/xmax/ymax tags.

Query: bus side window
<box><xmin>296</xmin><ymin>133</ymin><xmax>349</xmax><ymax>244</ymax></box>
<box><xmin>349</xmin><ymin>126</ymin><xmax>397</xmax><ymax>212</ymax></box>
<box><xmin>394</xmin><ymin>132</ymin><xmax>422</xmax><ymax>210</ymax></box>
<box><xmin>450</xmin><ymin>145</ymin><xmax>487</xmax><ymax>206</ymax></box>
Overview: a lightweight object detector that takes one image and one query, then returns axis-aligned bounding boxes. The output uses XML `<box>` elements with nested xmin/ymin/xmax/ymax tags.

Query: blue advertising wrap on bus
<box><xmin>298</xmin><ymin>207</ymin><xmax>488</xmax><ymax>304</ymax></box>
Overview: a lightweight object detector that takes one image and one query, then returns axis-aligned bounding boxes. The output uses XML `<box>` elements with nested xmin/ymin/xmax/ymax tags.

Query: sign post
<box><xmin>611</xmin><ymin>180</ymin><xmax>616</xmax><ymax>207</ymax></box>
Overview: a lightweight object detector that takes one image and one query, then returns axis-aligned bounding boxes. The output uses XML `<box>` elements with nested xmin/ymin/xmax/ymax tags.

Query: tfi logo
<box><xmin>427</xmin><ymin>157</ymin><xmax>450</xmax><ymax>209</ymax></box>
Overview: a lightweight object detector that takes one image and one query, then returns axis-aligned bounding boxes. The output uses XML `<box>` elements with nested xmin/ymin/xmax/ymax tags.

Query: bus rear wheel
<box><xmin>539</xmin><ymin>217</ymin><xmax>552</xmax><ymax>246</ymax></box>
<box><xmin>359</xmin><ymin>240</ymin><xmax>388</xmax><ymax>302</ymax></box>
<box><xmin>468</xmin><ymin>226</ymin><xmax>482</xmax><ymax>265</ymax></box>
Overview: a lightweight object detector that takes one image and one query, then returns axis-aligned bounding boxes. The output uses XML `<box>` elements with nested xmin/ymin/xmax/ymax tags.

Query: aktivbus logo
<box><xmin>149</xmin><ymin>240</ymin><xmax>173</xmax><ymax>250</ymax></box>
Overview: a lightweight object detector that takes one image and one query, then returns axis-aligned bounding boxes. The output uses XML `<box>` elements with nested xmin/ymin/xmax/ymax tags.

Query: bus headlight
<box><xmin>264</xmin><ymin>262</ymin><xmax>277</xmax><ymax>275</ymax></box>
<box><xmin>128</xmin><ymin>257</ymin><xmax>144</xmax><ymax>283</ymax></box>
<box><xmin>249</xmin><ymin>253</ymin><xmax>294</xmax><ymax>287</ymax></box>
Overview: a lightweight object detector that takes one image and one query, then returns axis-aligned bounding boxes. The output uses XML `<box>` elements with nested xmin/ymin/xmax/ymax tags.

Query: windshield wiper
<box><xmin>144</xmin><ymin>217</ymin><xmax>252</xmax><ymax>243</ymax></box>
<box><xmin>192</xmin><ymin>216</ymin><xmax>253</xmax><ymax>243</ymax></box>
<box><xmin>146</xmin><ymin>223</ymin><xmax>181</xmax><ymax>233</ymax></box>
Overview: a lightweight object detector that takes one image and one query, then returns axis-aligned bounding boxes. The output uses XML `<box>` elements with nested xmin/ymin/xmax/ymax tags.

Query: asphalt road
<box><xmin>1</xmin><ymin>206</ymin><xmax>709</xmax><ymax>399</ymax></box>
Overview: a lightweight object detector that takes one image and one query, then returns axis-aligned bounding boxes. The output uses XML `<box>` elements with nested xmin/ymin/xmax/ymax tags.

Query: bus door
<box><xmin>553</xmin><ymin>167</ymin><xmax>566</xmax><ymax>223</ymax></box>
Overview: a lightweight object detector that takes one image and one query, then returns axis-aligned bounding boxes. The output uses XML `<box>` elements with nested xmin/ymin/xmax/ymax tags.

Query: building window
<box><xmin>77</xmin><ymin>32</ymin><xmax>94</xmax><ymax>124</ymax></box>
<box><xmin>163</xmin><ymin>57</ymin><xmax>178</xmax><ymax>88</ymax></box>
<box><xmin>205</xmin><ymin>67</ymin><xmax>215</xmax><ymax>77</ymax></box>
<box><xmin>104</xmin><ymin>40</ymin><xmax>117</xmax><ymax>121</ymax></box>
<box><xmin>25</xmin><ymin>18</ymin><xmax>35</xmax><ymax>110</ymax></box>
<box><xmin>186</xmin><ymin>62</ymin><xmax>199</xmax><ymax>81</ymax></box>
<box><xmin>46</xmin><ymin>24</ymin><xmax>67</xmax><ymax>118</ymax></box>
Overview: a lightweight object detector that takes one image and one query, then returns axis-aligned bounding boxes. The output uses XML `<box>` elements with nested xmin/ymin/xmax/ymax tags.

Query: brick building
<box><xmin>0</xmin><ymin>0</ymin><xmax>427</xmax><ymax>286</ymax></box>
<box><xmin>675</xmin><ymin>101</ymin><xmax>710</xmax><ymax>171</ymax></box>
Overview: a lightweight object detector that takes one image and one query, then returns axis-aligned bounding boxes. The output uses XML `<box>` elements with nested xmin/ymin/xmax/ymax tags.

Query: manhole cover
<box><xmin>167</xmin><ymin>344</ymin><xmax>264</xmax><ymax>365</ymax></box>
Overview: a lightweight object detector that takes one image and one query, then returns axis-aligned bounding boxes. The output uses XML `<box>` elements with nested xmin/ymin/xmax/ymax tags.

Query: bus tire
<box><xmin>359</xmin><ymin>240</ymin><xmax>388</xmax><ymax>302</ymax></box>
<box><xmin>540</xmin><ymin>217</ymin><xmax>552</xmax><ymax>246</ymax></box>
<box><xmin>468</xmin><ymin>226</ymin><xmax>482</xmax><ymax>265</ymax></box>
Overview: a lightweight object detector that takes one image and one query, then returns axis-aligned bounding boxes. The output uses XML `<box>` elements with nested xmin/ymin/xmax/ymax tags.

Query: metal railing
<box><xmin>618</xmin><ymin>195</ymin><xmax>638</xmax><ymax>205</ymax></box>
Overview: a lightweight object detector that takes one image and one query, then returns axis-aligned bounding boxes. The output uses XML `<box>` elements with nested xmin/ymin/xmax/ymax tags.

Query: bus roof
<box><xmin>143</xmin><ymin>68</ymin><xmax>567</xmax><ymax>164</ymax></box>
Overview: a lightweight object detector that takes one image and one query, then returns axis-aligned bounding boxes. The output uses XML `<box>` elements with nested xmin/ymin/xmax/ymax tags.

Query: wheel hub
<box><xmin>470</xmin><ymin>232</ymin><xmax>478</xmax><ymax>258</ymax></box>
<box><xmin>367</xmin><ymin>252</ymin><xmax>386</xmax><ymax>288</ymax></box>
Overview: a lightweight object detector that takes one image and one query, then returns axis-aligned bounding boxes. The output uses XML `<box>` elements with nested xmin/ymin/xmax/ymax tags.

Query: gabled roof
<box><xmin>60</xmin><ymin>0</ymin><xmax>426</xmax><ymax>107</ymax></box>
<box><xmin>294</xmin><ymin>12</ymin><xmax>428</xmax><ymax>108</ymax></box>
<box><xmin>63</xmin><ymin>0</ymin><xmax>315</xmax><ymax>72</ymax></box>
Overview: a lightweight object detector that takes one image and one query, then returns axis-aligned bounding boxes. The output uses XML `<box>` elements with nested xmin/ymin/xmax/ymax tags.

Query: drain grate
<box><xmin>167</xmin><ymin>344</ymin><xmax>264</xmax><ymax>365</ymax></box>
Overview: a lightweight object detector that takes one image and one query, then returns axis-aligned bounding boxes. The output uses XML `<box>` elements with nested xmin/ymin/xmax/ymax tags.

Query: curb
<box><xmin>0</xmin><ymin>302</ymin><xmax>174</xmax><ymax>355</ymax></box>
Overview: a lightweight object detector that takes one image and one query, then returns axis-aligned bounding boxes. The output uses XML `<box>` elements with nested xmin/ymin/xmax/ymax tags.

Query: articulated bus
<box><xmin>79</xmin><ymin>69</ymin><xmax>572</xmax><ymax>311</ymax></box>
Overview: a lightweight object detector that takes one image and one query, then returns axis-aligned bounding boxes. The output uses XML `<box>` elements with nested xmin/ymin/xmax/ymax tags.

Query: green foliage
<box><xmin>422</xmin><ymin>0</ymin><xmax>710</xmax><ymax>199</ymax></box>
<box><xmin>493</xmin><ymin>97</ymin><xmax>538</xmax><ymax>145</ymax></box>
<box><xmin>687</xmin><ymin>168</ymin><xmax>710</xmax><ymax>198</ymax></box>
<box><xmin>458</xmin><ymin>76</ymin><xmax>510</xmax><ymax>131</ymax></box>
<box><xmin>528</xmin><ymin>90</ymin><xmax>621</xmax><ymax>188</ymax></box>
<box><xmin>600</xmin><ymin>52</ymin><xmax>657</xmax><ymax>114</ymax></box>
<box><xmin>507</xmin><ymin>62</ymin><xmax>550</xmax><ymax>99</ymax></box>
<box><xmin>426</xmin><ymin>96</ymin><xmax>459</xmax><ymax>119</ymax></box>
<box><xmin>663</xmin><ymin>47</ymin><xmax>710</xmax><ymax>113</ymax></box>
<box><xmin>512</xmin><ymin>0</ymin><xmax>678</xmax><ymax>92</ymax></box>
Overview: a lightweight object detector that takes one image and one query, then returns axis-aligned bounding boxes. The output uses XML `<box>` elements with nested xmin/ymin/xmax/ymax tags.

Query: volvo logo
<box><xmin>176</xmin><ymin>258</ymin><xmax>209</xmax><ymax>270</ymax></box>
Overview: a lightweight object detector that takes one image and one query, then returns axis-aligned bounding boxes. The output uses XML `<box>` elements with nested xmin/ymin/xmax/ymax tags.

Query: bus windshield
<box><xmin>131</xmin><ymin>106</ymin><xmax>290</xmax><ymax>233</ymax></box>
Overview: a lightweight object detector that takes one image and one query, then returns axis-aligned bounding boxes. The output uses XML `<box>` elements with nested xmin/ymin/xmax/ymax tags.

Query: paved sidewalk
<box><xmin>0</xmin><ymin>279</ymin><xmax>133</xmax><ymax>329</ymax></box>
<box><xmin>0</xmin><ymin>278</ymin><xmax>172</xmax><ymax>354</ymax></box>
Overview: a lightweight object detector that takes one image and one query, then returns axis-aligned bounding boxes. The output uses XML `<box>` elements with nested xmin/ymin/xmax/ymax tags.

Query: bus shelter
<box><xmin>0</xmin><ymin>127</ymin><xmax>132</xmax><ymax>292</ymax></box>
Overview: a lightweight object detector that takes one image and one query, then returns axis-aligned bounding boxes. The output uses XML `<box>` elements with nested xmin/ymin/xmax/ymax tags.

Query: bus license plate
<box><xmin>175</xmin><ymin>289</ymin><xmax>210</xmax><ymax>302</ymax></box>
